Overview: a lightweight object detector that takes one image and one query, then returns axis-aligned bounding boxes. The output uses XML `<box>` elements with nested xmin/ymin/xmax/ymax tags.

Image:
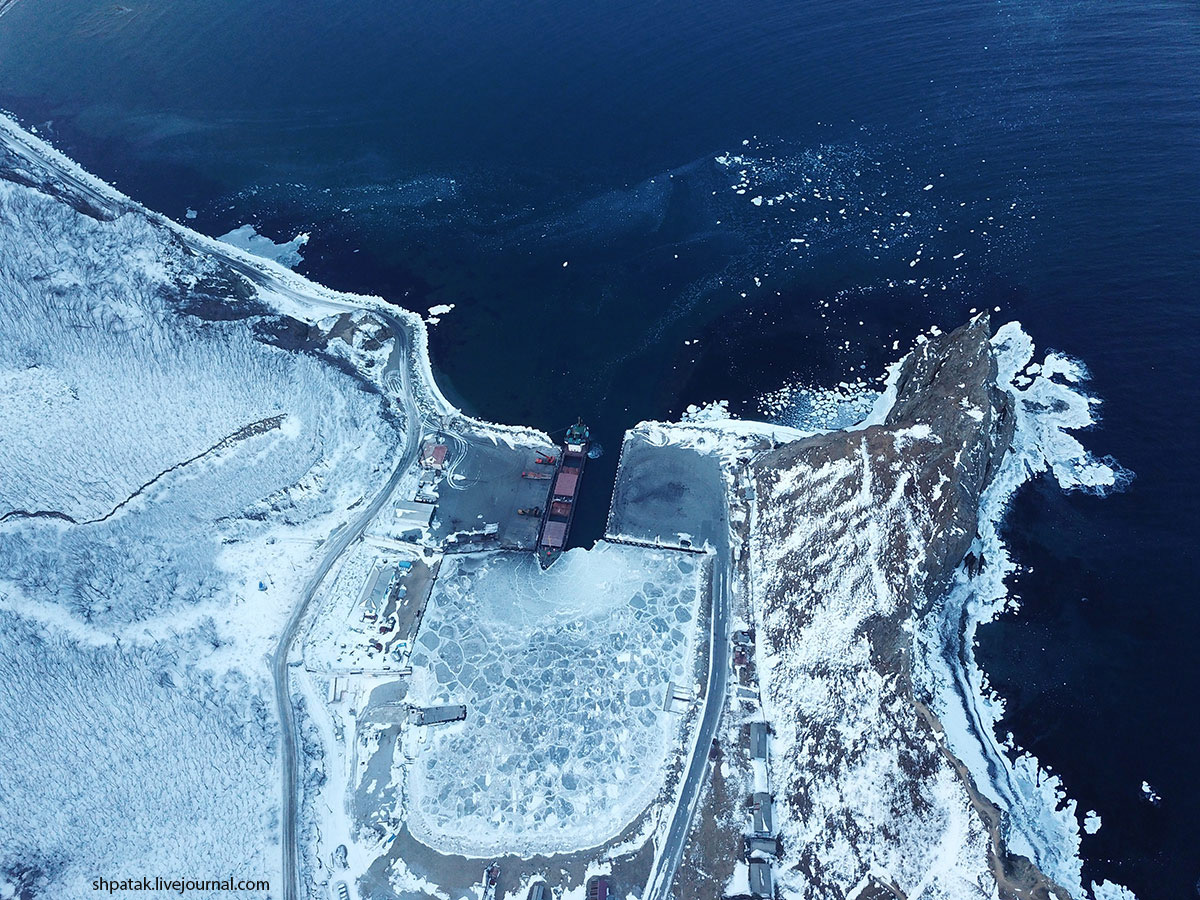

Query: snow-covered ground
<box><xmin>303</xmin><ymin>542</ymin><xmax>422</xmax><ymax>673</ymax></box>
<box><xmin>404</xmin><ymin>543</ymin><xmax>704</xmax><ymax>857</ymax></box>
<box><xmin>0</xmin><ymin>121</ymin><xmax>404</xmax><ymax>898</ymax></box>
<box><xmin>0</xmin><ymin>611</ymin><xmax>280</xmax><ymax>896</ymax></box>
<box><xmin>750</xmin><ymin>429</ymin><xmax>997</xmax><ymax>898</ymax></box>
<box><xmin>914</xmin><ymin>323</ymin><xmax>1133</xmax><ymax>900</ymax></box>
<box><xmin>0</xmin><ymin>114</ymin><xmax>1137</xmax><ymax>900</ymax></box>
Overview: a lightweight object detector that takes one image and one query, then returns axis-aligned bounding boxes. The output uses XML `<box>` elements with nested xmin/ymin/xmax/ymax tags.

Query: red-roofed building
<box><xmin>421</xmin><ymin>442</ymin><xmax>448</xmax><ymax>469</ymax></box>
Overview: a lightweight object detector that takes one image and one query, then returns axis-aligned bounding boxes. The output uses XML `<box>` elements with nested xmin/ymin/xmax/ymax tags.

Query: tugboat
<box><xmin>537</xmin><ymin>419</ymin><xmax>589</xmax><ymax>568</ymax></box>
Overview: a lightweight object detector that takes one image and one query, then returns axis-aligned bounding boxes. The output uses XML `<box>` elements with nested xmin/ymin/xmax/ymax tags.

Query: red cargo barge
<box><xmin>537</xmin><ymin>419</ymin><xmax>590</xmax><ymax>568</ymax></box>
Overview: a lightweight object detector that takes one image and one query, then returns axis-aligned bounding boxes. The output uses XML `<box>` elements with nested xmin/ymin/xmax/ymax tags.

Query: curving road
<box><xmin>0</xmin><ymin>122</ymin><xmax>429</xmax><ymax>900</ymax></box>
<box><xmin>270</xmin><ymin>312</ymin><xmax>424</xmax><ymax>900</ymax></box>
<box><xmin>204</xmin><ymin>232</ymin><xmax>729</xmax><ymax>900</ymax></box>
<box><xmin>159</xmin><ymin>234</ymin><xmax>429</xmax><ymax>900</ymax></box>
<box><xmin>643</xmin><ymin>534</ymin><xmax>732</xmax><ymax>900</ymax></box>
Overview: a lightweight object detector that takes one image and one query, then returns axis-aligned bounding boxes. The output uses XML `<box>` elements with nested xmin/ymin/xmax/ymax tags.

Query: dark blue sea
<box><xmin>1</xmin><ymin>0</ymin><xmax>1196</xmax><ymax>894</ymax></box>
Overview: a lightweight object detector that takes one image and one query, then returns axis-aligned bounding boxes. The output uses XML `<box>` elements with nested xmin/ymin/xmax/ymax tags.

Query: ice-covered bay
<box><xmin>405</xmin><ymin>542</ymin><xmax>704</xmax><ymax>857</ymax></box>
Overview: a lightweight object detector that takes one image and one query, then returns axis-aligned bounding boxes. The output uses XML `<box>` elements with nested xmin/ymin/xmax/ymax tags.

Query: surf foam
<box><xmin>915</xmin><ymin>321</ymin><xmax>1133</xmax><ymax>900</ymax></box>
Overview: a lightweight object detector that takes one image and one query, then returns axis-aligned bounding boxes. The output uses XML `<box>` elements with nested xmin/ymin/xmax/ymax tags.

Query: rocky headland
<box><xmin>749</xmin><ymin>317</ymin><xmax>1070</xmax><ymax>899</ymax></box>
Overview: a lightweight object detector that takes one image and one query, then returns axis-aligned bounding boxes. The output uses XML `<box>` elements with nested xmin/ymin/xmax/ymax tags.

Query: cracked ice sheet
<box><xmin>405</xmin><ymin>542</ymin><xmax>703</xmax><ymax>856</ymax></box>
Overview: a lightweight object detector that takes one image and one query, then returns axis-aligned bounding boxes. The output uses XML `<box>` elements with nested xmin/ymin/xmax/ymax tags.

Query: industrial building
<box><xmin>360</xmin><ymin>564</ymin><xmax>398</xmax><ymax>622</ymax></box>
<box><xmin>662</xmin><ymin>681</ymin><xmax>695</xmax><ymax>714</ymax></box>
<box><xmin>749</xmin><ymin>862</ymin><xmax>773</xmax><ymax>898</ymax></box>
<box><xmin>421</xmin><ymin>441</ymin><xmax>448</xmax><ymax>470</ymax></box>
<box><xmin>751</xmin><ymin>792</ymin><xmax>774</xmax><ymax>836</ymax></box>
<box><xmin>395</xmin><ymin>500</ymin><xmax>435</xmax><ymax>529</ymax></box>
<box><xmin>750</xmin><ymin>721</ymin><xmax>769</xmax><ymax>760</ymax></box>
<box><xmin>411</xmin><ymin>705</ymin><xmax>467</xmax><ymax>726</ymax></box>
<box><xmin>743</xmin><ymin>836</ymin><xmax>780</xmax><ymax>858</ymax></box>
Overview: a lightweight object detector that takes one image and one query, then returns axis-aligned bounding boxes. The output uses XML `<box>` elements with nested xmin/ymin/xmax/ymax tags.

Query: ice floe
<box><xmin>405</xmin><ymin>543</ymin><xmax>703</xmax><ymax>856</ymax></box>
<box><xmin>217</xmin><ymin>223</ymin><xmax>308</xmax><ymax>268</ymax></box>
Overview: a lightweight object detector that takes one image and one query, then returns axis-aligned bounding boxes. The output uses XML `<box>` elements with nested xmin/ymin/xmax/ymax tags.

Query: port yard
<box><xmin>302</xmin><ymin>415</ymin><xmax>734</xmax><ymax>900</ymax></box>
<box><xmin>428</xmin><ymin>437</ymin><xmax>559</xmax><ymax>551</ymax></box>
<box><xmin>303</xmin><ymin>545</ymin><xmax>436</xmax><ymax>675</ymax></box>
<box><xmin>606</xmin><ymin>431</ymin><xmax>727</xmax><ymax>551</ymax></box>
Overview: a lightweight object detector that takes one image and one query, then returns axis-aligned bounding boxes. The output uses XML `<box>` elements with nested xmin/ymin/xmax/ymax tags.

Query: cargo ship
<box><xmin>537</xmin><ymin>419</ymin><xmax>589</xmax><ymax>568</ymax></box>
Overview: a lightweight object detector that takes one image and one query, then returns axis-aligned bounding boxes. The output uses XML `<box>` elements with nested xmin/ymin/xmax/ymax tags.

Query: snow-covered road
<box><xmin>272</xmin><ymin>310</ymin><xmax>423</xmax><ymax>900</ymax></box>
<box><xmin>643</xmin><ymin>525</ymin><xmax>732</xmax><ymax>900</ymax></box>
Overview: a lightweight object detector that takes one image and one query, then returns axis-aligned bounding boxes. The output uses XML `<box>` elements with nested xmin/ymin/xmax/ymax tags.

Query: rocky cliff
<box><xmin>749</xmin><ymin>317</ymin><xmax>1068</xmax><ymax>899</ymax></box>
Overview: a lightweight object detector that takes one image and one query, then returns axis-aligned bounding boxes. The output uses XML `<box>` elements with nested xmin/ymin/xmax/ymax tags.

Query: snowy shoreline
<box><xmin>915</xmin><ymin>323</ymin><xmax>1132</xmax><ymax>900</ymax></box>
<box><xmin>634</xmin><ymin>320</ymin><xmax>1133</xmax><ymax>900</ymax></box>
<box><xmin>0</xmin><ymin>113</ymin><xmax>1134</xmax><ymax>900</ymax></box>
<box><xmin>0</xmin><ymin>112</ymin><xmax>552</xmax><ymax>454</ymax></box>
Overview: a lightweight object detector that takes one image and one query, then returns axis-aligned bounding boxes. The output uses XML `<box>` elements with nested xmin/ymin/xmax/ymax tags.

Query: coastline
<box><xmin>915</xmin><ymin>324</ymin><xmax>1131</xmax><ymax>899</ymax></box>
<box><xmin>641</xmin><ymin>320</ymin><xmax>1131</xmax><ymax>900</ymax></box>
<box><xmin>0</xmin><ymin>111</ymin><xmax>558</xmax><ymax>455</ymax></box>
<box><xmin>0</xmin><ymin>115</ymin><xmax>1134</xmax><ymax>900</ymax></box>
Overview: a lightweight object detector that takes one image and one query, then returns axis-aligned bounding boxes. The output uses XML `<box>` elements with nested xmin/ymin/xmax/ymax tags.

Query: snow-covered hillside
<box><xmin>0</xmin><ymin>614</ymin><xmax>279</xmax><ymax>896</ymax></box>
<box><xmin>0</xmin><ymin>123</ymin><xmax>403</xmax><ymax>898</ymax></box>
<box><xmin>746</xmin><ymin>318</ymin><xmax>1134</xmax><ymax>900</ymax></box>
<box><xmin>749</xmin><ymin>319</ymin><xmax>1005</xmax><ymax>899</ymax></box>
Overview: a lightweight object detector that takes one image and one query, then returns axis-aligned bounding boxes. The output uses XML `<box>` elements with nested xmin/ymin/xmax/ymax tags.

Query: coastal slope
<box><xmin>749</xmin><ymin>318</ymin><xmax>1066</xmax><ymax>899</ymax></box>
<box><xmin>0</xmin><ymin>118</ymin><xmax>408</xmax><ymax>898</ymax></box>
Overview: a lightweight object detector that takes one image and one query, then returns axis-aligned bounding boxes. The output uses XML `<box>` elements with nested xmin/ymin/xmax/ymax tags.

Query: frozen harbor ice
<box><xmin>405</xmin><ymin>542</ymin><xmax>704</xmax><ymax>856</ymax></box>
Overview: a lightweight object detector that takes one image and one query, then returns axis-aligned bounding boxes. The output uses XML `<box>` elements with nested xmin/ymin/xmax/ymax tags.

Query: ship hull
<box><xmin>537</xmin><ymin>424</ymin><xmax>589</xmax><ymax>567</ymax></box>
